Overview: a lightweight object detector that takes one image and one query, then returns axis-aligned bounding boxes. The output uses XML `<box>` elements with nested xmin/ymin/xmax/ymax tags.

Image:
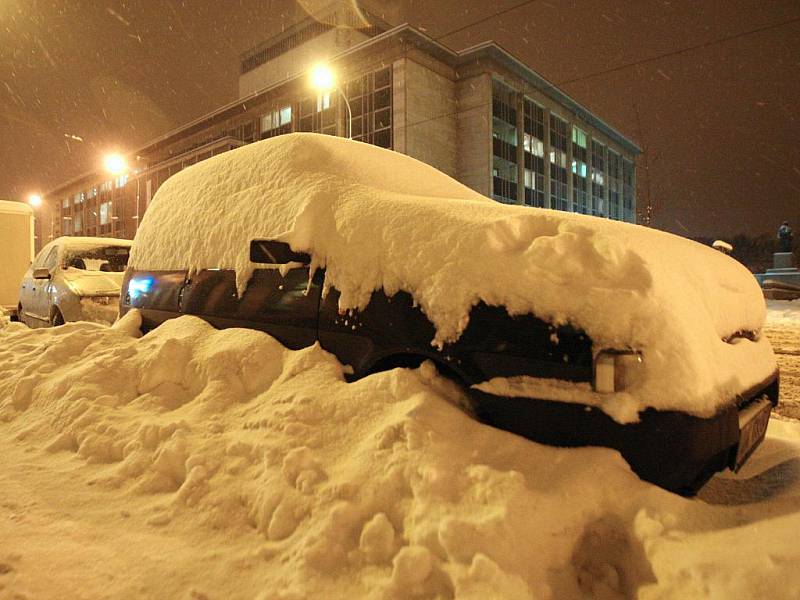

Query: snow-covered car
<box><xmin>121</xmin><ymin>133</ymin><xmax>779</xmax><ymax>494</ymax></box>
<box><xmin>19</xmin><ymin>237</ymin><xmax>132</xmax><ymax>327</ymax></box>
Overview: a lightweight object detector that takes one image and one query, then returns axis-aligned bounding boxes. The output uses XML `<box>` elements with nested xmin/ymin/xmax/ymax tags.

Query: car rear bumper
<box><xmin>470</xmin><ymin>370</ymin><xmax>779</xmax><ymax>495</ymax></box>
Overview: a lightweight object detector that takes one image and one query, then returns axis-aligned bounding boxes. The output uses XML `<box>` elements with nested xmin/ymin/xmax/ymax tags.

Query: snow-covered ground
<box><xmin>765</xmin><ymin>300</ymin><xmax>800</xmax><ymax>421</ymax></box>
<box><xmin>0</xmin><ymin>302</ymin><xmax>799</xmax><ymax>599</ymax></box>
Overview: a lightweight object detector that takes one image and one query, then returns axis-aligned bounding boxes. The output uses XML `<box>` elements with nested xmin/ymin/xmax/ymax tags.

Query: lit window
<box><xmin>572</xmin><ymin>127</ymin><xmax>587</xmax><ymax>148</ymax></box>
<box><xmin>100</xmin><ymin>202</ymin><xmax>109</xmax><ymax>225</ymax></box>
<box><xmin>279</xmin><ymin>106</ymin><xmax>292</xmax><ymax>126</ymax></box>
<box><xmin>316</xmin><ymin>93</ymin><xmax>330</xmax><ymax>112</ymax></box>
<box><xmin>524</xmin><ymin>133</ymin><xmax>542</xmax><ymax>155</ymax></box>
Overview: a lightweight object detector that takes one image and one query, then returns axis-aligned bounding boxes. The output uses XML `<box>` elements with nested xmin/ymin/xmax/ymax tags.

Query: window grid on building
<box><xmin>572</xmin><ymin>126</ymin><xmax>589</xmax><ymax>214</ymax></box>
<box><xmin>523</xmin><ymin>98</ymin><xmax>545</xmax><ymax>207</ymax></box>
<box><xmin>491</xmin><ymin>82</ymin><xmax>518</xmax><ymax>204</ymax></box>
<box><xmin>591</xmin><ymin>140</ymin><xmax>605</xmax><ymax>217</ymax></box>
<box><xmin>298</xmin><ymin>93</ymin><xmax>337</xmax><ymax>136</ymax></box>
<box><xmin>260</xmin><ymin>106</ymin><xmax>293</xmax><ymax>139</ymax></box>
<box><xmin>549</xmin><ymin>114</ymin><xmax>569</xmax><ymax>211</ymax></box>
<box><xmin>345</xmin><ymin>67</ymin><xmax>392</xmax><ymax>148</ymax></box>
<box><xmin>622</xmin><ymin>158</ymin><xmax>635</xmax><ymax>223</ymax></box>
<box><xmin>607</xmin><ymin>150</ymin><xmax>621</xmax><ymax>220</ymax></box>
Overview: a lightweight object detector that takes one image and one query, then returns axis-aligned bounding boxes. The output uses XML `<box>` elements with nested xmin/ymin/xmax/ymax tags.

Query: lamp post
<box><xmin>309</xmin><ymin>64</ymin><xmax>352</xmax><ymax>139</ymax></box>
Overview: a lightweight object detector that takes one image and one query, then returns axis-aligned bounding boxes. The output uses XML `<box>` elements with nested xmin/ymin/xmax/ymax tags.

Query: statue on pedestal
<box><xmin>778</xmin><ymin>221</ymin><xmax>793</xmax><ymax>253</ymax></box>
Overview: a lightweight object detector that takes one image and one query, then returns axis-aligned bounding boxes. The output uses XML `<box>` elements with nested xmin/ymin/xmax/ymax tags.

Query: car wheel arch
<box><xmin>50</xmin><ymin>306</ymin><xmax>65</xmax><ymax>327</ymax></box>
<box><xmin>363</xmin><ymin>351</ymin><xmax>468</xmax><ymax>386</ymax></box>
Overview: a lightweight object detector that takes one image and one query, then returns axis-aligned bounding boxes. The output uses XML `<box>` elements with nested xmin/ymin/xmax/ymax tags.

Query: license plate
<box><xmin>734</xmin><ymin>397</ymin><xmax>772</xmax><ymax>470</ymax></box>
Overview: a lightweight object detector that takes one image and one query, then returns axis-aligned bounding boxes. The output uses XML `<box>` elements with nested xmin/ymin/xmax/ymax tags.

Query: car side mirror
<box><xmin>33</xmin><ymin>268</ymin><xmax>51</xmax><ymax>279</ymax></box>
<box><xmin>250</xmin><ymin>240</ymin><xmax>310</xmax><ymax>265</ymax></box>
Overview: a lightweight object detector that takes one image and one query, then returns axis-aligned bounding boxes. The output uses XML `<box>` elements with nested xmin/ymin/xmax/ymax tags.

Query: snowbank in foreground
<box><xmin>1</xmin><ymin>315</ymin><xmax>798</xmax><ymax>599</ymax></box>
<box><xmin>129</xmin><ymin>134</ymin><xmax>774</xmax><ymax>418</ymax></box>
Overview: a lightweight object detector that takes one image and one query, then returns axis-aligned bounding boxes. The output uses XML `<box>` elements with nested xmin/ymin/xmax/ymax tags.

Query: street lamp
<box><xmin>27</xmin><ymin>193</ymin><xmax>42</xmax><ymax>207</ymax></box>
<box><xmin>309</xmin><ymin>63</ymin><xmax>352</xmax><ymax>140</ymax></box>
<box><xmin>103</xmin><ymin>153</ymin><xmax>128</xmax><ymax>175</ymax></box>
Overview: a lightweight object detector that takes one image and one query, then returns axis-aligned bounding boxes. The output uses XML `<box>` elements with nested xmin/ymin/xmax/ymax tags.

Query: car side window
<box><xmin>43</xmin><ymin>247</ymin><xmax>59</xmax><ymax>272</ymax></box>
<box><xmin>32</xmin><ymin>247</ymin><xmax>50</xmax><ymax>269</ymax></box>
<box><xmin>250</xmin><ymin>240</ymin><xmax>310</xmax><ymax>265</ymax></box>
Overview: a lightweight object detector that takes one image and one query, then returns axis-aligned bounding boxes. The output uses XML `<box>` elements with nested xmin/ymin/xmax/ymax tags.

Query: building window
<box><xmin>591</xmin><ymin>140</ymin><xmax>605</xmax><ymax>217</ymax></box>
<box><xmin>549</xmin><ymin>114</ymin><xmax>568</xmax><ymax>211</ymax></box>
<box><xmin>260</xmin><ymin>106</ymin><xmax>293</xmax><ymax>139</ymax></box>
<box><xmin>572</xmin><ymin>126</ymin><xmax>589</xmax><ymax>214</ymax></box>
<box><xmin>344</xmin><ymin>67</ymin><xmax>392</xmax><ymax>148</ymax></box>
<box><xmin>622</xmin><ymin>158</ymin><xmax>635</xmax><ymax>223</ymax></box>
<box><xmin>523</xmin><ymin>98</ymin><xmax>545</xmax><ymax>207</ymax></box>
<box><xmin>298</xmin><ymin>93</ymin><xmax>337</xmax><ymax>136</ymax></box>
<box><xmin>607</xmin><ymin>150</ymin><xmax>621</xmax><ymax>220</ymax></box>
<box><xmin>99</xmin><ymin>201</ymin><xmax>110</xmax><ymax>226</ymax></box>
<box><xmin>492</xmin><ymin>81</ymin><xmax>518</xmax><ymax>204</ymax></box>
<box><xmin>74</xmin><ymin>211</ymin><xmax>82</xmax><ymax>233</ymax></box>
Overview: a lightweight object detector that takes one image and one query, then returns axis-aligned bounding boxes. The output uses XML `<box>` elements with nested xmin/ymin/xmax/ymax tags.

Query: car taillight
<box><xmin>594</xmin><ymin>350</ymin><xmax>644</xmax><ymax>393</ymax></box>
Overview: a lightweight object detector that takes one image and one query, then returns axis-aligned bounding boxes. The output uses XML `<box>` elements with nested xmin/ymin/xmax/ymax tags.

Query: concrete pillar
<box><xmin>392</xmin><ymin>59</ymin><xmax>406</xmax><ymax>154</ymax></box>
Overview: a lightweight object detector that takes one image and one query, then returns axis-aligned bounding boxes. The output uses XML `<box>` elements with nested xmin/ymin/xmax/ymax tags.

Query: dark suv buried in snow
<box><xmin>121</xmin><ymin>238</ymin><xmax>778</xmax><ymax>495</ymax></box>
<box><xmin>121</xmin><ymin>133</ymin><xmax>779</xmax><ymax>495</ymax></box>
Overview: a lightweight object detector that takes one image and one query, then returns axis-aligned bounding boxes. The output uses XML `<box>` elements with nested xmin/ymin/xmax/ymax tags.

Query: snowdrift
<box><xmin>1</xmin><ymin>314</ymin><xmax>799</xmax><ymax>599</ymax></box>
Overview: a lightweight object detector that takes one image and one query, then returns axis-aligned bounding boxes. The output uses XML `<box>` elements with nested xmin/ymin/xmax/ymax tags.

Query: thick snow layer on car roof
<box><xmin>41</xmin><ymin>236</ymin><xmax>132</xmax><ymax>255</ymax></box>
<box><xmin>130</xmin><ymin>133</ymin><xmax>775</xmax><ymax>418</ymax></box>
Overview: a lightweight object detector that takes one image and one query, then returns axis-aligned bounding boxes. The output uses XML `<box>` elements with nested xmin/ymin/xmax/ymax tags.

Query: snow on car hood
<box><xmin>130</xmin><ymin>133</ymin><xmax>776</xmax><ymax>418</ymax></box>
<box><xmin>62</xmin><ymin>268</ymin><xmax>124</xmax><ymax>296</ymax></box>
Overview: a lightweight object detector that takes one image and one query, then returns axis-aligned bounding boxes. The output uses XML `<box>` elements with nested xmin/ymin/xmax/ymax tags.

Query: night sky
<box><xmin>1</xmin><ymin>0</ymin><xmax>799</xmax><ymax>238</ymax></box>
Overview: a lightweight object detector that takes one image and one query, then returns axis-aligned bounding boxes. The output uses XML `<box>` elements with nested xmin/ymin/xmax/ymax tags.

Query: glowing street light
<box><xmin>310</xmin><ymin>63</ymin><xmax>336</xmax><ymax>91</ymax></box>
<box><xmin>309</xmin><ymin>63</ymin><xmax>352</xmax><ymax>139</ymax></box>
<box><xmin>27</xmin><ymin>193</ymin><xmax>42</xmax><ymax>207</ymax></box>
<box><xmin>103</xmin><ymin>153</ymin><xmax>128</xmax><ymax>175</ymax></box>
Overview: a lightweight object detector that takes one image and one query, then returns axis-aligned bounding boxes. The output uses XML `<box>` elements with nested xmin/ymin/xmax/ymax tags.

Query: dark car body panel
<box><xmin>120</xmin><ymin>259</ymin><xmax>778</xmax><ymax>495</ymax></box>
<box><xmin>473</xmin><ymin>372</ymin><xmax>779</xmax><ymax>494</ymax></box>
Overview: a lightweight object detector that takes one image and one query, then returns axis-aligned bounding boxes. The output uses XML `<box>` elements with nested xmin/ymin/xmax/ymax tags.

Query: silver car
<box><xmin>18</xmin><ymin>236</ymin><xmax>132</xmax><ymax>327</ymax></box>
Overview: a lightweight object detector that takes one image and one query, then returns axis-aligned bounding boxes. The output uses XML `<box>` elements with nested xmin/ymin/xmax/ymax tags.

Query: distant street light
<box><xmin>309</xmin><ymin>63</ymin><xmax>352</xmax><ymax>140</ymax></box>
<box><xmin>103</xmin><ymin>153</ymin><xmax>128</xmax><ymax>175</ymax></box>
<box><xmin>27</xmin><ymin>193</ymin><xmax>42</xmax><ymax>207</ymax></box>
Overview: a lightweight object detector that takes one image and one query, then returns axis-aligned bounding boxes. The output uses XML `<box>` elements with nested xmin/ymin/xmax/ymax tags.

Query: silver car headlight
<box><xmin>594</xmin><ymin>349</ymin><xmax>644</xmax><ymax>393</ymax></box>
